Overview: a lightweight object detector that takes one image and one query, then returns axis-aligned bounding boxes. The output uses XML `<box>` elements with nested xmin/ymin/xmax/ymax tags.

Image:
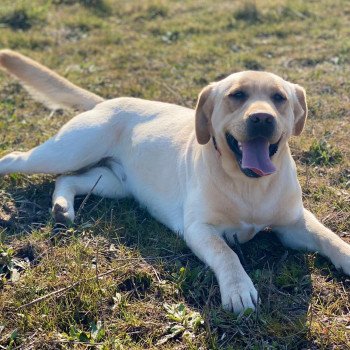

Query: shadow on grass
<box><xmin>0</xmin><ymin>180</ymin><xmax>316</xmax><ymax>348</ymax></box>
<box><xmin>77</xmin><ymin>196</ymin><xmax>316</xmax><ymax>348</ymax></box>
<box><xmin>0</xmin><ymin>177</ymin><xmax>53</xmax><ymax>235</ymax></box>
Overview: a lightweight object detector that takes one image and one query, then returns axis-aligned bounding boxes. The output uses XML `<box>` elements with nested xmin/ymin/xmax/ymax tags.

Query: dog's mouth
<box><xmin>225</xmin><ymin>132</ymin><xmax>279</xmax><ymax>178</ymax></box>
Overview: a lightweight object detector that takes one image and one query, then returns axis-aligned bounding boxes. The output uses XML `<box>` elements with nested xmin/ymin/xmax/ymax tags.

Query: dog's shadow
<box><xmin>1</xmin><ymin>179</ymin><xmax>345</xmax><ymax>348</ymax></box>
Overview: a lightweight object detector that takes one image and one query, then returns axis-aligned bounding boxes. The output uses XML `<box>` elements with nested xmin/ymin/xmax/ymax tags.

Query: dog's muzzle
<box><xmin>226</xmin><ymin>132</ymin><xmax>279</xmax><ymax>178</ymax></box>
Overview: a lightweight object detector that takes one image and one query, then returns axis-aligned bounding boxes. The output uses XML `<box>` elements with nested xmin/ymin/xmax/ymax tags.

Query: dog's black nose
<box><xmin>247</xmin><ymin>113</ymin><xmax>276</xmax><ymax>139</ymax></box>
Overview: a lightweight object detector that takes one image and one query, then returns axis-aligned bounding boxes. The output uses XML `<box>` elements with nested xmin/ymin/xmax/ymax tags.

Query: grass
<box><xmin>0</xmin><ymin>0</ymin><xmax>349</xmax><ymax>348</ymax></box>
<box><xmin>304</xmin><ymin>137</ymin><xmax>343</xmax><ymax>166</ymax></box>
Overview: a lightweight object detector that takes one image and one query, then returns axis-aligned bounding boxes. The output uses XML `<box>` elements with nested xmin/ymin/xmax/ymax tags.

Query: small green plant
<box><xmin>112</xmin><ymin>291</ymin><xmax>129</xmax><ymax>313</ymax></box>
<box><xmin>1</xmin><ymin>329</ymin><xmax>19</xmax><ymax>349</ymax></box>
<box><xmin>0</xmin><ymin>245</ymin><xmax>20</xmax><ymax>283</ymax></box>
<box><xmin>307</xmin><ymin>138</ymin><xmax>343</xmax><ymax>166</ymax></box>
<box><xmin>171</xmin><ymin>266</ymin><xmax>187</xmax><ymax>289</ymax></box>
<box><xmin>157</xmin><ymin>303</ymin><xmax>204</xmax><ymax>345</ymax></box>
<box><xmin>61</xmin><ymin>320</ymin><xmax>106</xmax><ymax>344</ymax></box>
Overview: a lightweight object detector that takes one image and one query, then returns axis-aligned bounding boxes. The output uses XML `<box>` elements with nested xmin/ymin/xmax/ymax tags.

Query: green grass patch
<box><xmin>0</xmin><ymin>3</ymin><xmax>48</xmax><ymax>31</ymax></box>
<box><xmin>306</xmin><ymin>138</ymin><xmax>343</xmax><ymax>166</ymax></box>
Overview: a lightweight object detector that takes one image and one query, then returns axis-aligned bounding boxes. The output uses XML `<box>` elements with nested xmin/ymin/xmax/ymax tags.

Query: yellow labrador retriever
<box><xmin>0</xmin><ymin>50</ymin><xmax>349</xmax><ymax>314</ymax></box>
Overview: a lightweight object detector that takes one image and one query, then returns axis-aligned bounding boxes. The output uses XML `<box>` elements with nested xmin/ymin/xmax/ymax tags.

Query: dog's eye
<box><xmin>229</xmin><ymin>91</ymin><xmax>247</xmax><ymax>100</ymax></box>
<box><xmin>272</xmin><ymin>93</ymin><xmax>286</xmax><ymax>103</ymax></box>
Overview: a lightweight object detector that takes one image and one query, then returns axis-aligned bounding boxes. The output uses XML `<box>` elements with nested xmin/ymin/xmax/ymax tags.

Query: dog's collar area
<box><xmin>212</xmin><ymin>136</ymin><xmax>221</xmax><ymax>157</ymax></box>
<box><xmin>225</xmin><ymin>132</ymin><xmax>279</xmax><ymax>178</ymax></box>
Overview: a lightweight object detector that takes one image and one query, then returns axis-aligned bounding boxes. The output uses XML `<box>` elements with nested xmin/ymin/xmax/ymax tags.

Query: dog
<box><xmin>0</xmin><ymin>50</ymin><xmax>349</xmax><ymax>314</ymax></box>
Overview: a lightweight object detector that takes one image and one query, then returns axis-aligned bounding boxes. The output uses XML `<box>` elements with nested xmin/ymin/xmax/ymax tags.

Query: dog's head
<box><xmin>195</xmin><ymin>71</ymin><xmax>307</xmax><ymax>178</ymax></box>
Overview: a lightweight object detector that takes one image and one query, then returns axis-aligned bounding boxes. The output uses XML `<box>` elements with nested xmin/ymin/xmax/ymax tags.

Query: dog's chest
<box><xmin>221</xmin><ymin>222</ymin><xmax>267</xmax><ymax>244</ymax></box>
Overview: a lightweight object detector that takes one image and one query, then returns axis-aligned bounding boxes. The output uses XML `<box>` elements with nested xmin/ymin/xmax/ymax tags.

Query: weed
<box><xmin>0</xmin><ymin>244</ymin><xmax>29</xmax><ymax>283</ymax></box>
<box><xmin>62</xmin><ymin>320</ymin><xmax>106</xmax><ymax>343</ymax></box>
<box><xmin>306</xmin><ymin>138</ymin><xmax>343</xmax><ymax>166</ymax></box>
<box><xmin>157</xmin><ymin>303</ymin><xmax>204</xmax><ymax>346</ymax></box>
<box><xmin>0</xmin><ymin>329</ymin><xmax>19</xmax><ymax>349</ymax></box>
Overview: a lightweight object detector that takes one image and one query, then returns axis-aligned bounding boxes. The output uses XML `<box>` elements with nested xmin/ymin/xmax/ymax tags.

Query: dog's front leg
<box><xmin>275</xmin><ymin>208</ymin><xmax>350</xmax><ymax>275</ymax></box>
<box><xmin>184</xmin><ymin>222</ymin><xmax>258</xmax><ymax>314</ymax></box>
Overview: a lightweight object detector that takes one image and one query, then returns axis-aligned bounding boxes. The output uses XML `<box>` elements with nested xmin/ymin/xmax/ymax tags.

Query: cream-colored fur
<box><xmin>0</xmin><ymin>49</ymin><xmax>103</xmax><ymax>111</ymax></box>
<box><xmin>1</xmin><ymin>50</ymin><xmax>349</xmax><ymax>314</ymax></box>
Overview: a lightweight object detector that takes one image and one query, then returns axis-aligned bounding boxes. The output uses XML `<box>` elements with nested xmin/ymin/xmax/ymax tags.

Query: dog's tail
<box><xmin>0</xmin><ymin>49</ymin><xmax>104</xmax><ymax>111</ymax></box>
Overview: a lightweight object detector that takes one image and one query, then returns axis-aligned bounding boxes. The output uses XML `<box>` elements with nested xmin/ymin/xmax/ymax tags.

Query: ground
<box><xmin>0</xmin><ymin>0</ymin><xmax>349</xmax><ymax>349</ymax></box>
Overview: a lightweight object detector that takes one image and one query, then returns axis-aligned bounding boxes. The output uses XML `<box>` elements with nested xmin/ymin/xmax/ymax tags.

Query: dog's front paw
<box><xmin>219</xmin><ymin>275</ymin><xmax>258</xmax><ymax>315</ymax></box>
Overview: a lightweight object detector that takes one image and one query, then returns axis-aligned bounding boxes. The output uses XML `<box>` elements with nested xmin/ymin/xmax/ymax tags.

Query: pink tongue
<box><xmin>241</xmin><ymin>137</ymin><xmax>276</xmax><ymax>176</ymax></box>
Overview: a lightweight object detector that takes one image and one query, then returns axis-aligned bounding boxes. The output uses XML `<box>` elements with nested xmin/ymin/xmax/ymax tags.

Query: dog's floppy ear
<box><xmin>292</xmin><ymin>84</ymin><xmax>308</xmax><ymax>136</ymax></box>
<box><xmin>195</xmin><ymin>84</ymin><xmax>215</xmax><ymax>144</ymax></box>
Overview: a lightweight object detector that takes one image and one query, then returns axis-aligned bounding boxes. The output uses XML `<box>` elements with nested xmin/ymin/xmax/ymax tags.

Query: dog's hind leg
<box><xmin>52</xmin><ymin>166</ymin><xmax>128</xmax><ymax>223</ymax></box>
<box><xmin>0</xmin><ymin>109</ymin><xmax>117</xmax><ymax>175</ymax></box>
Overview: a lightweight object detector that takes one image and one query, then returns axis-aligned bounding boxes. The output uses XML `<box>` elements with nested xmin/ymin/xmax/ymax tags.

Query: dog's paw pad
<box><xmin>52</xmin><ymin>202</ymin><xmax>74</xmax><ymax>224</ymax></box>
